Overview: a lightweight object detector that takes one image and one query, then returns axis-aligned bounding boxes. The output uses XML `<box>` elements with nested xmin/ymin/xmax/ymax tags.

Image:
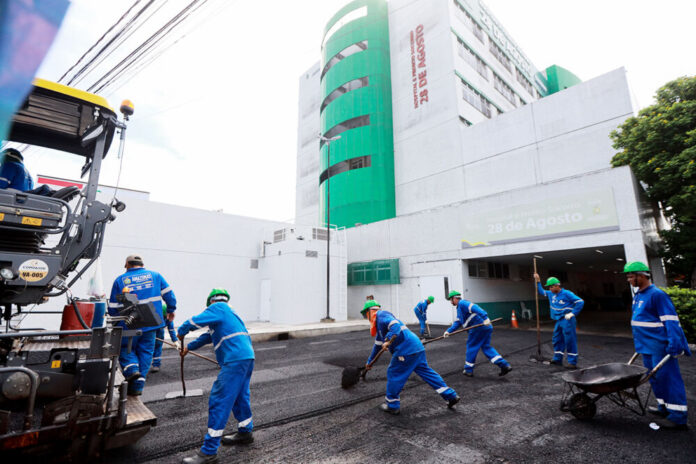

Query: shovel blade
<box><xmin>165</xmin><ymin>388</ymin><xmax>204</xmax><ymax>399</ymax></box>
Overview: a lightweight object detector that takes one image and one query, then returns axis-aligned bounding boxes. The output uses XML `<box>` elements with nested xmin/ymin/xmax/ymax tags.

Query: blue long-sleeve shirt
<box><xmin>108</xmin><ymin>267</ymin><xmax>177</xmax><ymax>332</ymax></box>
<box><xmin>0</xmin><ymin>159</ymin><xmax>33</xmax><ymax>191</ymax></box>
<box><xmin>631</xmin><ymin>284</ymin><xmax>691</xmax><ymax>356</ymax></box>
<box><xmin>414</xmin><ymin>300</ymin><xmax>428</xmax><ymax>319</ymax></box>
<box><xmin>536</xmin><ymin>283</ymin><xmax>584</xmax><ymax>320</ymax></box>
<box><xmin>366</xmin><ymin>310</ymin><xmax>423</xmax><ymax>364</ymax></box>
<box><xmin>177</xmin><ymin>302</ymin><xmax>255</xmax><ymax>365</ymax></box>
<box><xmin>445</xmin><ymin>299</ymin><xmax>489</xmax><ymax>333</ymax></box>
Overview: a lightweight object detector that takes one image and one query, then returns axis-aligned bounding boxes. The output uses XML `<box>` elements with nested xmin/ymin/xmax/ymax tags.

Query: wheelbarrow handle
<box><xmin>627</xmin><ymin>352</ymin><xmax>640</xmax><ymax>365</ymax></box>
<box><xmin>642</xmin><ymin>354</ymin><xmax>671</xmax><ymax>383</ymax></box>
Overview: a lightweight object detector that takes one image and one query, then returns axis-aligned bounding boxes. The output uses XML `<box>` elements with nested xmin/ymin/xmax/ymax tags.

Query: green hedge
<box><xmin>663</xmin><ymin>287</ymin><xmax>696</xmax><ymax>343</ymax></box>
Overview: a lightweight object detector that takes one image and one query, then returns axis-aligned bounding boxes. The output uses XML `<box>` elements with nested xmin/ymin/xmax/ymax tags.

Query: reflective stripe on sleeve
<box><xmin>467</xmin><ymin>302</ymin><xmax>474</xmax><ymax>311</ymax></box>
<box><xmin>659</xmin><ymin>315</ymin><xmax>680</xmax><ymax>322</ymax></box>
<box><xmin>238</xmin><ymin>417</ymin><xmax>252</xmax><ymax>428</ymax></box>
<box><xmin>208</xmin><ymin>428</ymin><xmax>224</xmax><ymax>437</ymax></box>
<box><xmin>161</xmin><ymin>286</ymin><xmax>173</xmax><ymax>294</ymax></box>
<box><xmin>631</xmin><ymin>320</ymin><xmax>664</xmax><ymax>328</ymax></box>
<box><xmin>374</xmin><ymin>340</ymin><xmax>383</xmax><ymax>346</ymax></box>
<box><xmin>462</xmin><ymin>313</ymin><xmax>475</xmax><ymax>328</ymax></box>
<box><xmin>214</xmin><ymin>332</ymin><xmax>249</xmax><ymax>351</ymax></box>
<box><xmin>188</xmin><ymin>319</ymin><xmax>202</xmax><ymax>330</ymax></box>
<box><xmin>388</xmin><ymin>320</ymin><xmax>398</xmax><ymax>328</ymax></box>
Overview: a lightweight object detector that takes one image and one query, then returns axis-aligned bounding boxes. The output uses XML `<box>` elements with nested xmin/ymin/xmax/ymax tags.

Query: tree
<box><xmin>611</xmin><ymin>76</ymin><xmax>696</xmax><ymax>287</ymax></box>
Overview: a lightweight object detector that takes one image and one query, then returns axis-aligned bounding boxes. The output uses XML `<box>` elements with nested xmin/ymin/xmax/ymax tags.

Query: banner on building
<box><xmin>461</xmin><ymin>189</ymin><xmax>619</xmax><ymax>247</ymax></box>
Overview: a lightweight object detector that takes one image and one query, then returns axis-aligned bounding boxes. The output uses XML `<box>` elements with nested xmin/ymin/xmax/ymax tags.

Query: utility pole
<box><xmin>319</xmin><ymin>134</ymin><xmax>340</xmax><ymax>322</ymax></box>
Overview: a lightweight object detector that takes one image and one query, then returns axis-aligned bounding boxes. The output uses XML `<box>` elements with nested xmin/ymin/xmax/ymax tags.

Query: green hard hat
<box><xmin>207</xmin><ymin>288</ymin><xmax>230</xmax><ymax>306</ymax></box>
<box><xmin>623</xmin><ymin>261</ymin><xmax>650</xmax><ymax>273</ymax></box>
<box><xmin>427</xmin><ymin>296</ymin><xmax>434</xmax><ymax>303</ymax></box>
<box><xmin>447</xmin><ymin>290</ymin><xmax>461</xmax><ymax>299</ymax></box>
<box><xmin>545</xmin><ymin>277</ymin><xmax>561</xmax><ymax>287</ymax></box>
<box><xmin>361</xmin><ymin>299</ymin><xmax>380</xmax><ymax>315</ymax></box>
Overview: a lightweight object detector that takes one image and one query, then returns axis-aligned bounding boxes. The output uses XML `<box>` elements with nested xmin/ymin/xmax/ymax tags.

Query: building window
<box><xmin>489</xmin><ymin>41</ymin><xmax>511</xmax><ymax>73</ymax></box>
<box><xmin>322</xmin><ymin>6</ymin><xmax>368</xmax><ymax>49</ymax></box>
<box><xmin>461</xmin><ymin>81</ymin><xmax>492</xmax><ymax>118</ymax></box>
<box><xmin>348</xmin><ymin>259</ymin><xmax>400</xmax><ymax>286</ymax></box>
<box><xmin>493</xmin><ymin>73</ymin><xmax>516</xmax><ymax>106</ymax></box>
<box><xmin>306</xmin><ymin>250</ymin><xmax>319</xmax><ymax>258</ymax></box>
<box><xmin>250</xmin><ymin>259</ymin><xmax>259</xmax><ymax>269</ymax></box>
<box><xmin>453</xmin><ymin>1</ymin><xmax>484</xmax><ymax>43</ymax></box>
<box><xmin>312</xmin><ymin>227</ymin><xmax>328</xmax><ymax>240</ymax></box>
<box><xmin>515</xmin><ymin>67</ymin><xmax>534</xmax><ymax>96</ymax></box>
<box><xmin>320</xmin><ymin>115</ymin><xmax>370</xmax><ymax>147</ymax></box>
<box><xmin>273</xmin><ymin>229</ymin><xmax>286</xmax><ymax>243</ymax></box>
<box><xmin>319</xmin><ymin>155</ymin><xmax>371</xmax><ymax>184</ymax></box>
<box><xmin>468</xmin><ymin>260</ymin><xmax>509</xmax><ymax>279</ymax></box>
<box><xmin>321</xmin><ymin>40</ymin><xmax>368</xmax><ymax>79</ymax></box>
<box><xmin>456</xmin><ymin>37</ymin><xmax>487</xmax><ymax>80</ymax></box>
<box><xmin>320</xmin><ymin>76</ymin><xmax>369</xmax><ymax>113</ymax></box>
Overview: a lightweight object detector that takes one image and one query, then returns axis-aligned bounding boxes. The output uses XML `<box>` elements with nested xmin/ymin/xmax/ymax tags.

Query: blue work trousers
<box><xmin>552</xmin><ymin>318</ymin><xmax>578</xmax><ymax>365</ymax></box>
<box><xmin>642</xmin><ymin>353</ymin><xmax>688</xmax><ymax>425</ymax></box>
<box><xmin>414</xmin><ymin>308</ymin><xmax>427</xmax><ymax>336</ymax></box>
<box><xmin>119</xmin><ymin>330</ymin><xmax>156</xmax><ymax>393</ymax></box>
<box><xmin>464</xmin><ymin>326</ymin><xmax>509</xmax><ymax>373</ymax></box>
<box><xmin>201</xmin><ymin>359</ymin><xmax>254</xmax><ymax>456</ymax></box>
<box><xmin>152</xmin><ymin>327</ymin><xmax>165</xmax><ymax>368</ymax></box>
<box><xmin>385</xmin><ymin>350</ymin><xmax>456</xmax><ymax>410</ymax></box>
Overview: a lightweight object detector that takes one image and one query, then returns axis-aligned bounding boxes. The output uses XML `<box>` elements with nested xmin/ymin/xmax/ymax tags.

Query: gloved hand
<box><xmin>174</xmin><ymin>340</ymin><xmax>182</xmax><ymax>351</ymax></box>
<box><xmin>180</xmin><ymin>346</ymin><xmax>189</xmax><ymax>357</ymax></box>
<box><xmin>666</xmin><ymin>342</ymin><xmax>681</xmax><ymax>357</ymax></box>
<box><xmin>483</xmin><ymin>318</ymin><xmax>491</xmax><ymax>326</ymax></box>
<box><xmin>167</xmin><ymin>312</ymin><xmax>176</xmax><ymax>322</ymax></box>
<box><xmin>364</xmin><ymin>363</ymin><xmax>372</xmax><ymax>372</ymax></box>
<box><xmin>443</xmin><ymin>331</ymin><xmax>450</xmax><ymax>338</ymax></box>
<box><xmin>564</xmin><ymin>313</ymin><xmax>575</xmax><ymax>320</ymax></box>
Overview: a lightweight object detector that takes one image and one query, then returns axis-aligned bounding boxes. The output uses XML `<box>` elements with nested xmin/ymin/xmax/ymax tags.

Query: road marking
<box><xmin>309</xmin><ymin>340</ymin><xmax>339</xmax><ymax>345</ymax></box>
<box><xmin>256</xmin><ymin>345</ymin><xmax>287</xmax><ymax>351</ymax></box>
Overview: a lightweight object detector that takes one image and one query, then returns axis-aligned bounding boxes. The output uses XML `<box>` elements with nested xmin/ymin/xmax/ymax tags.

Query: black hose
<box><xmin>72</xmin><ymin>298</ymin><xmax>92</xmax><ymax>330</ymax></box>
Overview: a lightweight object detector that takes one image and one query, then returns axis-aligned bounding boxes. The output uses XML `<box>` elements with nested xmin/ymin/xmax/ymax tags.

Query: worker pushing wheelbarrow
<box><xmin>560</xmin><ymin>352</ymin><xmax>671</xmax><ymax>421</ymax></box>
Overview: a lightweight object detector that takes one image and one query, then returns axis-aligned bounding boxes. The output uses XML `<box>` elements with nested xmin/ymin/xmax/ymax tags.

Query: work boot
<box><xmin>447</xmin><ymin>395</ymin><xmax>460</xmax><ymax>409</ymax></box>
<box><xmin>149</xmin><ymin>366</ymin><xmax>160</xmax><ymax>373</ymax></box>
<box><xmin>564</xmin><ymin>364</ymin><xmax>578</xmax><ymax>370</ymax></box>
<box><xmin>182</xmin><ymin>450</ymin><xmax>218</xmax><ymax>464</ymax></box>
<box><xmin>125</xmin><ymin>371</ymin><xmax>141</xmax><ymax>382</ymax></box>
<box><xmin>221</xmin><ymin>431</ymin><xmax>254</xmax><ymax>446</ymax></box>
<box><xmin>127</xmin><ymin>389</ymin><xmax>142</xmax><ymax>396</ymax></box>
<box><xmin>380</xmin><ymin>403</ymin><xmax>400</xmax><ymax>415</ymax></box>
<box><xmin>648</xmin><ymin>406</ymin><xmax>669</xmax><ymax>418</ymax></box>
<box><xmin>463</xmin><ymin>371</ymin><xmax>474</xmax><ymax>377</ymax></box>
<box><xmin>549</xmin><ymin>360</ymin><xmax>563</xmax><ymax>366</ymax></box>
<box><xmin>499</xmin><ymin>365</ymin><xmax>513</xmax><ymax>376</ymax></box>
<box><xmin>653</xmin><ymin>418</ymin><xmax>688</xmax><ymax>431</ymax></box>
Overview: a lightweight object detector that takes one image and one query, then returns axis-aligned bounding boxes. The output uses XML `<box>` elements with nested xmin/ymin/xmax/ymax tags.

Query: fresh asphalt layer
<box><xmin>104</xmin><ymin>325</ymin><xmax>695</xmax><ymax>464</ymax></box>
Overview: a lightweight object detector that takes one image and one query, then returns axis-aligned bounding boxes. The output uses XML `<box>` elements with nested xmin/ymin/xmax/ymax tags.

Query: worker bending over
<box><xmin>362</xmin><ymin>300</ymin><xmax>459</xmax><ymax>415</ymax></box>
<box><xmin>150</xmin><ymin>303</ymin><xmax>179</xmax><ymax>373</ymax></box>
<box><xmin>109</xmin><ymin>254</ymin><xmax>177</xmax><ymax>395</ymax></box>
<box><xmin>624</xmin><ymin>262</ymin><xmax>690</xmax><ymax>430</ymax></box>
<box><xmin>444</xmin><ymin>291</ymin><xmax>512</xmax><ymax>377</ymax></box>
<box><xmin>178</xmin><ymin>289</ymin><xmax>255</xmax><ymax>464</ymax></box>
<box><xmin>413</xmin><ymin>296</ymin><xmax>434</xmax><ymax>339</ymax></box>
<box><xmin>534</xmin><ymin>274</ymin><xmax>584</xmax><ymax>369</ymax></box>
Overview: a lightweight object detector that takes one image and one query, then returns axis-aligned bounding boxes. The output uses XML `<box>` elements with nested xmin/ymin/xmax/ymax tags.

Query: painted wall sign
<box><xmin>461</xmin><ymin>190</ymin><xmax>620</xmax><ymax>247</ymax></box>
<box><xmin>409</xmin><ymin>24</ymin><xmax>429</xmax><ymax>108</ymax></box>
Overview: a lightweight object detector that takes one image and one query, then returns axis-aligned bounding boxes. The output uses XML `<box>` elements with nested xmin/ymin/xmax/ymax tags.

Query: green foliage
<box><xmin>662</xmin><ymin>286</ymin><xmax>696</xmax><ymax>343</ymax></box>
<box><xmin>611</xmin><ymin>77</ymin><xmax>696</xmax><ymax>286</ymax></box>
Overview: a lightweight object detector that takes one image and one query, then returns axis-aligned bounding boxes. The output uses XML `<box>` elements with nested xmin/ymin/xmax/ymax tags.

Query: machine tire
<box><xmin>568</xmin><ymin>393</ymin><xmax>596</xmax><ymax>420</ymax></box>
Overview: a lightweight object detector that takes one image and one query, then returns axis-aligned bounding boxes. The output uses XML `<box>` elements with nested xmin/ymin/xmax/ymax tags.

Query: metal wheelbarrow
<box><xmin>559</xmin><ymin>353</ymin><xmax>671</xmax><ymax>420</ymax></box>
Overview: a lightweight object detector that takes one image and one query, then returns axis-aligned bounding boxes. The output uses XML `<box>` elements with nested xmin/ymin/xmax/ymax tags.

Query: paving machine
<box><xmin>0</xmin><ymin>79</ymin><xmax>157</xmax><ymax>459</ymax></box>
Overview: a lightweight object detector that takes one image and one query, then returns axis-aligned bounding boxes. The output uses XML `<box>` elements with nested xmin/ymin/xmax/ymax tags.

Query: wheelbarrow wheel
<box><xmin>568</xmin><ymin>393</ymin><xmax>596</xmax><ymax>420</ymax></box>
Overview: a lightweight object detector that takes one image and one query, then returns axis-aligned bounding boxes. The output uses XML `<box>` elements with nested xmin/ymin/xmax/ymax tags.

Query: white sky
<box><xmin>29</xmin><ymin>0</ymin><xmax>695</xmax><ymax>222</ymax></box>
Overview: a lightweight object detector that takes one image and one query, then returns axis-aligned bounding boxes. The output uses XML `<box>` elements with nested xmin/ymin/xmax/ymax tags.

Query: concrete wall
<box><xmin>295</xmin><ymin>62</ymin><xmax>322</xmax><ymax>227</ymax></box>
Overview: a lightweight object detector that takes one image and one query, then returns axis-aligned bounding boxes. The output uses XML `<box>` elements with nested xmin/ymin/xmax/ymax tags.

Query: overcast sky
<box><xmin>29</xmin><ymin>0</ymin><xmax>695</xmax><ymax>222</ymax></box>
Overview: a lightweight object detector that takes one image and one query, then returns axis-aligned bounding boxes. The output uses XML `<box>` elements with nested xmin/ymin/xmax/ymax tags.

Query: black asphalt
<box><xmin>104</xmin><ymin>325</ymin><xmax>696</xmax><ymax>463</ymax></box>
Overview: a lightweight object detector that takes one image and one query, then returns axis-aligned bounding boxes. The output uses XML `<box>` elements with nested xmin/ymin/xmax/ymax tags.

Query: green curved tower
<box><xmin>319</xmin><ymin>0</ymin><xmax>395</xmax><ymax>228</ymax></box>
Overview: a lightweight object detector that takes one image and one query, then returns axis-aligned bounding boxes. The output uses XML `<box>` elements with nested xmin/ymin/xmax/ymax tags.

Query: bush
<box><xmin>662</xmin><ymin>286</ymin><xmax>696</xmax><ymax>343</ymax></box>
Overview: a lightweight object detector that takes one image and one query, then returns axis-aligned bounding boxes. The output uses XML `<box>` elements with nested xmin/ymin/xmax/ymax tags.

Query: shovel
<box><xmin>341</xmin><ymin>337</ymin><xmax>393</xmax><ymax>389</ymax></box>
<box><xmin>162</xmin><ymin>336</ymin><xmax>206</xmax><ymax>399</ymax></box>
<box><xmin>422</xmin><ymin>317</ymin><xmax>503</xmax><ymax>345</ymax></box>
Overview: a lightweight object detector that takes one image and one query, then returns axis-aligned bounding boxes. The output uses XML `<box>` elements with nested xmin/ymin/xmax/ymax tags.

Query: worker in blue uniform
<box><xmin>178</xmin><ymin>288</ymin><xmax>255</xmax><ymax>464</ymax></box>
<box><xmin>624</xmin><ymin>261</ymin><xmax>690</xmax><ymax>430</ymax></box>
<box><xmin>108</xmin><ymin>254</ymin><xmax>177</xmax><ymax>395</ymax></box>
<box><xmin>149</xmin><ymin>303</ymin><xmax>180</xmax><ymax>373</ymax></box>
<box><xmin>413</xmin><ymin>296</ymin><xmax>434</xmax><ymax>339</ymax></box>
<box><xmin>362</xmin><ymin>300</ymin><xmax>459</xmax><ymax>415</ymax></box>
<box><xmin>444</xmin><ymin>291</ymin><xmax>512</xmax><ymax>377</ymax></box>
<box><xmin>0</xmin><ymin>148</ymin><xmax>52</xmax><ymax>194</ymax></box>
<box><xmin>534</xmin><ymin>273</ymin><xmax>584</xmax><ymax>369</ymax></box>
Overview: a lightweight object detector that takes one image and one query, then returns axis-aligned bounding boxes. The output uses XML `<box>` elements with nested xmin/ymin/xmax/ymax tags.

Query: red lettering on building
<box><xmin>409</xmin><ymin>24</ymin><xmax>429</xmax><ymax>108</ymax></box>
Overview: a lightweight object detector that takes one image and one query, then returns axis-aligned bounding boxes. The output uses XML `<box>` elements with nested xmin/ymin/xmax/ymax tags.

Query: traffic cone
<box><xmin>510</xmin><ymin>309</ymin><xmax>519</xmax><ymax>329</ymax></box>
